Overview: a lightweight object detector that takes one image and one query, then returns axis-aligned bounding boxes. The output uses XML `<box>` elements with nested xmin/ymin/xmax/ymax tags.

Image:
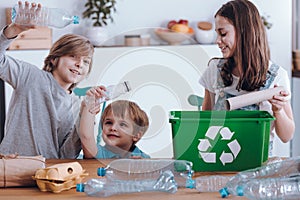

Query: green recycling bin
<box><xmin>169</xmin><ymin>110</ymin><xmax>275</xmax><ymax>172</ymax></box>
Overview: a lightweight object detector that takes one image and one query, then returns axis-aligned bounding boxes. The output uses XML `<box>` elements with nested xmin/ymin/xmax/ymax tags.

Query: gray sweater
<box><xmin>0</xmin><ymin>29</ymin><xmax>82</xmax><ymax>159</ymax></box>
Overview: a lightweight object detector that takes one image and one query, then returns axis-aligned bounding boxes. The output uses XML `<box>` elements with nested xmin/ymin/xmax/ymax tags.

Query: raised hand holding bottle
<box><xmin>84</xmin><ymin>81</ymin><xmax>131</xmax><ymax>108</ymax></box>
<box><xmin>11</xmin><ymin>1</ymin><xmax>79</xmax><ymax>28</ymax></box>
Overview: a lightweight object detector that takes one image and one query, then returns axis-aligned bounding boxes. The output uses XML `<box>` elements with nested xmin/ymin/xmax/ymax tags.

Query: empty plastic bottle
<box><xmin>220</xmin><ymin>156</ymin><xmax>300</xmax><ymax>198</ymax></box>
<box><xmin>85</xmin><ymin>81</ymin><xmax>131</xmax><ymax>106</ymax></box>
<box><xmin>11</xmin><ymin>4</ymin><xmax>79</xmax><ymax>28</ymax></box>
<box><xmin>97</xmin><ymin>159</ymin><xmax>193</xmax><ymax>188</ymax></box>
<box><xmin>186</xmin><ymin>175</ymin><xmax>232</xmax><ymax>192</ymax></box>
<box><xmin>241</xmin><ymin>175</ymin><xmax>300</xmax><ymax>200</ymax></box>
<box><xmin>76</xmin><ymin>170</ymin><xmax>177</xmax><ymax>197</ymax></box>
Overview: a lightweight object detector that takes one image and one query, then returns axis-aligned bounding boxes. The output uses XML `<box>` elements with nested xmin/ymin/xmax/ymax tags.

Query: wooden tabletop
<box><xmin>0</xmin><ymin>159</ymin><xmax>247</xmax><ymax>200</ymax></box>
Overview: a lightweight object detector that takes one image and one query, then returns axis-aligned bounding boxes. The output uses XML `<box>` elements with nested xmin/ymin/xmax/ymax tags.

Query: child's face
<box><xmin>102</xmin><ymin>111</ymin><xmax>139</xmax><ymax>151</ymax></box>
<box><xmin>215</xmin><ymin>15</ymin><xmax>236</xmax><ymax>58</ymax></box>
<box><xmin>52</xmin><ymin>55</ymin><xmax>91</xmax><ymax>89</ymax></box>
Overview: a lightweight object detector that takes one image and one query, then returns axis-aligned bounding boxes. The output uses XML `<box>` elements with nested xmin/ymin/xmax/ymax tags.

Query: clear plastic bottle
<box><xmin>85</xmin><ymin>81</ymin><xmax>131</xmax><ymax>106</ymax></box>
<box><xmin>76</xmin><ymin>170</ymin><xmax>177</xmax><ymax>197</ymax></box>
<box><xmin>220</xmin><ymin>157</ymin><xmax>300</xmax><ymax>198</ymax></box>
<box><xmin>241</xmin><ymin>175</ymin><xmax>300</xmax><ymax>200</ymax></box>
<box><xmin>186</xmin><ymin>175</ymin><xmax>232</xmax><ymax>192</ymax></box>
<box><xmin>11</xmin><ymin>4</ymin><xmax>79</xmax><ymax>28</ymax></box>
<box><xmin>97</xmin><ymin>159</ymin><xmax>193</xmax><ymax>188</ymax></box>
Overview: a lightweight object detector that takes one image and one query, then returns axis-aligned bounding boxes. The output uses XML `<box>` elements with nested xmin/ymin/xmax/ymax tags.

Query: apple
<box><xmin>167</xmin><ymin>20</ymin><xmax>177</xmax><ymax>29</ymax></box>
<box><xmin>178</xmin><ymin>19</ymin><xmax>189</xmax><ymax>26</ymax></box>
<box><xmin>171</xmin><ymin>24</ymin><xmax>189</xmax><ymax>33</ymax></box>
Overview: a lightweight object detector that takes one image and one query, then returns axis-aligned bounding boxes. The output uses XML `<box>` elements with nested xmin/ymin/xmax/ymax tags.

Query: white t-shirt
<box><xmin>199</xmin><ymin>58</ymin><xmax>291</xmax><ymax>152</ymax></box>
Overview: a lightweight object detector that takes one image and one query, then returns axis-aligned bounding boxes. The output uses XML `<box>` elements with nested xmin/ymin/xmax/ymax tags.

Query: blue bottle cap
<box><xmin>11</xmin><ymin>6</ymin><xmax>17</xmax><ymax>22</ymax></box>
<box><xmin>237</xmin><ymin>185</ymin><xmax>244</xmax><ymax>196</ymax></box>
<box><xmin>219</xmin><ymin>187</ymin><xmax>229</xmax><ymax>198</ymax></box>
<box><xmin>185</xmin><ymin>179</ymin><xmax>195</xmax><ymax>189</ymax></box>
<box><xmin>76</xmin><ymin>183</ymin><xmax>85</xmax><ymax>192</ymax></box>
<box><xmin>97</xmin><ymin>167</ymin><xmax>106</xmax><ymax>176</ymax></box>
<box><xmin>73</xmin><ymin>16</ymin><xmax>79</xmax><ymax>24</ymax></box>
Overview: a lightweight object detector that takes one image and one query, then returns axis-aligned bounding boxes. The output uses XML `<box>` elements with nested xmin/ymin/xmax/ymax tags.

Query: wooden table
<box><xmin>0</xmin><ymin>159</ymin><xmax>247</xmax><ymax>200</ymax></box>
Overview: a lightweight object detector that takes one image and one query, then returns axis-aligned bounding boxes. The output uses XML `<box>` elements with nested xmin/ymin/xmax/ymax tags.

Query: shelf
<box><xmin>95</xmin><ymin>44</ymin><xmax>218</xmax><ymax>48</ymax></box>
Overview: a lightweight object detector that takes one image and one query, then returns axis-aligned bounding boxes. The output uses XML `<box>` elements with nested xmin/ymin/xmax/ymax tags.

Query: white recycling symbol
<box><xmin>197</xmin><ymin>126</ymin><xmax>241</xmax><ymax>166</ymax></box>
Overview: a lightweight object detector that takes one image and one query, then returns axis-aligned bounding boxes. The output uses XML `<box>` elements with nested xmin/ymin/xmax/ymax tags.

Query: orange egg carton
<box><xmin>33</xmin><ymin>162</ymin><xmax>88</xmax><ymax>193</ymax></box>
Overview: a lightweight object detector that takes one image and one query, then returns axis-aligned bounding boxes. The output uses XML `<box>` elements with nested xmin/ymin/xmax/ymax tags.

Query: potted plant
<box><xmin>83</xmin><ymin>0</ymin><xmax>117</xmax><ymax>27</ymax></box>
<box><xmin>82</xmin><ymin>0</ymin><xmax>117</xmax><ymax>46</ymax></box>
<box><xmin>261</xmin><ymin>15</ymin><xmax>273</xmax><ymax>30</ymax></box>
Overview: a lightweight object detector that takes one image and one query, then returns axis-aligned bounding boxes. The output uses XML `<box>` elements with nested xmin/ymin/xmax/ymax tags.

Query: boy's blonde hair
<box><xmin>101</xmin><ymin>100</ymin><xmax>149</xmax><ymax>138</ymax></box>
<box><xmin>43</xmin><ymin>34</ymin><xmax>94</xmax><ymax>90</ymax></box>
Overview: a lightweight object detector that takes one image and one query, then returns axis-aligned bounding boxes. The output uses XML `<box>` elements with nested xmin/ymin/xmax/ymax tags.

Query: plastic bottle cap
<box><xmin>219</xmin><ymin>187</ymin><xmax>229</xmax><ymax>198</ymax></box>
<box><xmin>76</xmin><ymin>183</ymin><xmax>85</xmax><ymax>192</ymax></box>
<box><xmin>185</xmin><ymin>179</ymin><xmax>195</xmax><ymax>189</ymax></box>
<box><xmin>237</xmin><ymin>185</ymin><xmax>244</xmax><ymax>196</ymax></box>
<box><xmin>73</xmin><ymin>16</ymin><xmax>79</xmax><ymax>24</ymax></box>
<box><xmin>97</xmin><ymin>167</ymin><xmax>106</xmax><ymax>176</ymax></box>
<box><xmin>11</xmin><ymin>7</ymin><xmax>17</xmax><ymax>22</ymax></box>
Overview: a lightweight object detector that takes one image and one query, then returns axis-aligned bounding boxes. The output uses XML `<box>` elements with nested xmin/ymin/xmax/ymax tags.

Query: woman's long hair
<box><xmin>215</xmin><ymin>0</ymin><xmax>270</xmax><ymax>91</ymax></box>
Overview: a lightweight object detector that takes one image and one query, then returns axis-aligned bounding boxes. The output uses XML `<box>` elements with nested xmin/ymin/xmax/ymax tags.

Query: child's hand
<box><xmin>86</xmin><ymin>85</ymin><xmax>107</xmax><ymax>100</ymax></box>
<box><xmin>4</xmin><ymin>1</ymin><xmax>41</xmax><ymax>38</ymax></box>
<box><xmin>268</xmin><ymin>85</ymin><xmax>289</xmax><ymax>114</ymax></box>
<box><xmin>14</xmin><ymin>1</ymin><xmax>42</xmax><ymax>29</ymax></box>
<box><xmin>85</xmin><ymin>86</ymin><xmax>107</xmax><ymax>114</ymax></box>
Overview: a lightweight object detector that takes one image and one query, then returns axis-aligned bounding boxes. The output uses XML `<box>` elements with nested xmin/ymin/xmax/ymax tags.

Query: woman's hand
<box><xmin>268</xmin><ymin>85</ymin><xmax>289</xmax><ymax>114</ymax></box>
<box><xmin>268</xmin><ymin>85</ymin><xmax>295</xmax><ymax>143</ymax></box>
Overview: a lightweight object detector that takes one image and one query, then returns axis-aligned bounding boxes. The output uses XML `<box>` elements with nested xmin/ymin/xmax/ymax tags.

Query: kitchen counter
<box><xmin>0</xmin><ymin>159</ymin><xmax>246</xmax><ymax>200</ymax></box>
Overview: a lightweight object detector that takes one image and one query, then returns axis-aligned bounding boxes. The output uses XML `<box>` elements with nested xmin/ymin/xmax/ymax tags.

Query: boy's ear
<box><xmin>50</xmin><ymin>58</ymin><xmax>57</xmax><ymax>66</ymax></box>
<box><xmin>52</xmin><ymin>57</ymin><xmax>60</xmax><ymax>64</ymax></box>
<box><xmin>133</xmin><ymin>132</ymin><xmax>142</xmax><ymax>142</ymax></box>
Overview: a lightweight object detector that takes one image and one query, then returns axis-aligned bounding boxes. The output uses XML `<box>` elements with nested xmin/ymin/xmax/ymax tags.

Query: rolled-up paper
<box><xmin>226</xmin><ymin>86</ymin><xmax>284</xmax><ymax>111</ymax></box>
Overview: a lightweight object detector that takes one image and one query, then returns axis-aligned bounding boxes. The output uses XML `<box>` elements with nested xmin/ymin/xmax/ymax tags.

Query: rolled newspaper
<box><xmin>226</xmin><ymin>86</ymin><xmax>284</xmax><ymax>111</ymax></box>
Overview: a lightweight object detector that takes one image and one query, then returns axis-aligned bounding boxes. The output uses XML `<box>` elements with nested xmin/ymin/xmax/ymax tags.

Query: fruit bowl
<box><xmin>155</xmin><ymin>29</ymin><xmax>194</xmax><ymax>45</ymax></box>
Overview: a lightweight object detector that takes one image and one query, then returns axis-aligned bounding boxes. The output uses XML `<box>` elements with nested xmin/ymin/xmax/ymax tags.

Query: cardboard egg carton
<box><xmin>33</xmin><ymin>162</ymin><xmax>88</xmax><ymax>193</ymax></box>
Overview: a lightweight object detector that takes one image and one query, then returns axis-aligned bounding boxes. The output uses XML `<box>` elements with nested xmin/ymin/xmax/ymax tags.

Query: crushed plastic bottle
<box><xmin>11</xmin><ymin>4</ymin><xmax>79</xmax><ymax>28</ymax></box>
<box><xmin>85</xmin><ymin>81</ymin><xmax>131</xmax><ymax>106</ymax></box>
<box><xmin>241</xmin><ymin>175</ymin><xmax>300</xmax><ymax>200</ymax></box>
<box><xmin>220</xmin><ymin>157</ymin><xmax>300</xmax><ymax>198</ymax></box>
<box><xmin>97</xmin><ymin>159</ymin><xmax>193</xmax><ymax>188</ymax></box>
<box><xmin>76</xmin><ymin>170</ymin><xmax>177</xmax><ymax>197</ymax></box>
<box><xmin>186</xmin><ymin>175</ymin><xmax>232</xmax><ymax>192</ymax></box>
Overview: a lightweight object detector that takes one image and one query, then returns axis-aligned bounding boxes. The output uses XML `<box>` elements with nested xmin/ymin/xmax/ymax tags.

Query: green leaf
<box><xmin>82</xmin><ymin>0</ymin><xmax>117</xmax><ymax>27</ymax></box>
